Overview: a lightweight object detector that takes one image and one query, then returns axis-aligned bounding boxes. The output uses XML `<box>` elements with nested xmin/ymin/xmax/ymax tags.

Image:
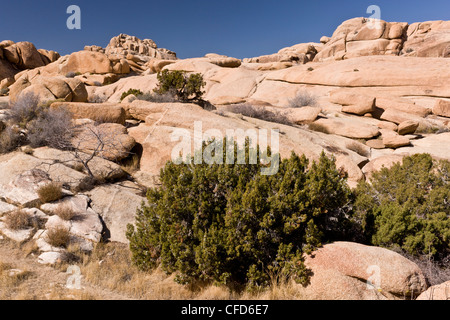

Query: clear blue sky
<box><xmin>1</xmin><ymin>0</ymin><xmax>449</xmax><ymax>59</ymax></box>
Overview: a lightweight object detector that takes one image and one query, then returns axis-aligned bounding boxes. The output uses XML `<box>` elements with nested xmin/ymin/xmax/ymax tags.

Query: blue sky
<box><xmin>1</xmin><ymin>0</ymin><xmax>449</xmax><ymax>59</ymax></box>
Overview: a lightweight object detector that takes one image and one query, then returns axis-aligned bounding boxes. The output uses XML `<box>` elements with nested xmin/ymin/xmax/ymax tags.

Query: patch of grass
<box><xmin>3</xmin><ymin>210</ymin><xmax>33</xmax><ymax>230</ymax></box>
<box><xmin>46</xmin><ymin>227</ymin><xmax>71</xmax><ymax>248</ymax></box>
<box><xmin>120</xmin><ymin>153</ymin><xmax>140</xmax><ymax>175</ymax></box>
<box><xmin>0</xmin><ymin>262</ymin><xmax>32</xmax><ymax>290</ymax></box>
<box><xmin>54</xmin><ymin>204</ymin><xmax>77</xmax><ymax>221</ymax></box>
<box><xmin>37</xmin><ymin>182</ymin><xmax>63</xmax><ymax>204</ymax></box>
<box><xmin>308</xmin><ymin>122</ymin><xmax>330</xmax><ymax>134</ymax></box>
<box><xmin>77</xmin><ymin>242</ymin><xmax>311</xmax><ymax>300</ymax></box>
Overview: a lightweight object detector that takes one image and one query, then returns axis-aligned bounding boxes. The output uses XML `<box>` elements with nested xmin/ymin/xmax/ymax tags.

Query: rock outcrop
<box><xmin>0</xmin><ymin>41</ymin><xmax>60</xmax><ymax>82</ymax></box>
<box><xmin>105</xmin><ymin>33</ymin><xmax>177</xmax><ymax>61</ymax></box>
<box><xmin>313</xmin><ymin>18</ymin><xmax>450</xmax><ymax>62</ymax></box>
<box><xmin>403</xmin><ymin>20</ymin><xmax>450</xmax><ymax>57</ymax></box>
<box><xmin>9</xmin><ymin>74</ymin><xmax>88</xmax><ymax>103</ymax></box>
<box><xmin>416</xmin><ymin>280</ymin><xmax>450</xmax><ymax>300</ymax></box>
<box><xmin>301</xmin><ymin>242</ymin><xmax>428</xmax><ymax>300</ymax></box>
<box><xmin>86</xmin><ymin>183</ymin><xmax>147</xmax><ymax>244</ymax></box>
<box><xmin>244</xmin><ymin>43</ymin><xmax>321</xmax><ymax>65</ymax></box>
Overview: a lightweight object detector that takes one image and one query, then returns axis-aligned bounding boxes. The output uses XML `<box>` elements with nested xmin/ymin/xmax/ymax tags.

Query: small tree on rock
<box><xmin>154</xmin><ymin>69</ymin><xmax>206</xmax><ymax>105</ymax></box>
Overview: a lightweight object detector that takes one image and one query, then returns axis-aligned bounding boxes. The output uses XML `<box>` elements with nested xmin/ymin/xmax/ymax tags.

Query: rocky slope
<box><xmin>0</xmin><ymin>17</ymin><xmax>449</xmax><ymax>300</ymax></box>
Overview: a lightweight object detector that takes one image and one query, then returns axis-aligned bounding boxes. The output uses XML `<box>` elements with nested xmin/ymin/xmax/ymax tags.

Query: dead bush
<box><xmin>227</xmin><ymin>104</ymin><xmax>292</xmax><ymax>126</ymax></box>
<box><xmin>0</xmin><ymin>126</ymin><xmax>22</xmax><ymax>154</ymax></box>
<box><xmin>308</xmin><ymin>122</ymin><xmax>330</xmax><ymax>134</ymax></box>
<box><xmin>9</xmin><ymin>92</ymin><xmax>42</xmax><ymax>128</ymax></box>
<box><xmin>288</xmin><ymin>91</ymin><xmax>318</xmax><ymax>108</ymax></box>
<box><xmin>27</xmin><ymin>107</ymin><xmax>74</xmax><ymax>150</ymax></box>
<box><xmin>54</xmin><ymin>204</ymin><xmax>77</xmax><ymax>221</ymax></box>
<box><xmin>346</xmin><ymin>141</ymin><xmax>370</xmax><ymax>157</ymax></box>
<box><xmin>137</xmin><ymin>90</ymin><xmax>179</xmax><ymax>103</ymax></box>
<box><xmin>3</xmin><ymin>210</ymin><xmax>33</xmax><ymax>230</ymax></box>
<box><xmin>46</xmin><ymin>227</ymin><xmax>71</xmax><ymax>248</ymax></box>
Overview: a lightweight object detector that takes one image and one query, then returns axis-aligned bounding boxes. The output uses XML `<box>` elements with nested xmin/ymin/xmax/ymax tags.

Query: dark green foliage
<box><xmin>120</xmin><ymin>89</ymin><xmax>143</xmax><ymax>101</ymax></box>
<box><xmin>127</xmin><ymin>141</ymin><xmax>351</xmax><ymax>288</ymax></box>
<box><xmin>353</xmin><ymin>154</ymin><xmax>450</xmax><ymax>259</ymax></box>
<box><xmin>154</xmin><ymin>69</ymin><xmax>206</xmax><ymax>103</ymax></box>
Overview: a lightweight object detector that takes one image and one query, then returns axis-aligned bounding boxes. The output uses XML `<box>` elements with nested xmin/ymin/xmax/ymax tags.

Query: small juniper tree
<box><xmin>154</xmin><ymin>69</ymin><xmax>206</xmax><ymax>103</ymax></box>
<box><xmin>353</xmin><ymin>154</ymin><xmax>450</xmax><ymax>260</ymax></box>
<box><xmin>127</xmin><ymin>140</ymin><xmax>352</xmax><ymax>289</ymax></box>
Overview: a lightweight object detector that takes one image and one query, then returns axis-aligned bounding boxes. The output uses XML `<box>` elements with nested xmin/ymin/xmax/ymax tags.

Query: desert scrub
<box><xmin>46</xmin><ymin>227</ymin><xmax>71</xmax><ymax>248</ymax></box>
<box><xmin>65</xmin><ymin>71</ymin><xmax>82</xmax><ymax>78</ymax></box>
<box><xmin>288</xmin><ymin>91</ymin><xmax>317</xmax><ymax>108</ymax></box>
<box><xmin>9</xmin><ymin>92</ymin><xmax>42</xmax><ymax>128</ymax></box>
<box><xmin>37</xmin><ymin>182</ymin><xmax>63</xmax><ymax>204</ymax></box>
<box><xmin>0</xmin><ymin>88</ymin><xmax>9</xmax><ymax>96</ymax></box>
<box><xmin>346</xmin><ymin>141</ymin><xmax>370</xmax><ymax>157</ymax></box>
<box><xmin>136</xmin><ymin>90</ymin><xmax>178</xmax><ymax>103</ymax></box>
<box><xmin>27</xmin><ymin>107</ymin><xmax>74</xmax><ymax>149</ymax></box>
<box><xmin>127</xmin><ymin>140</ymin><xmax>352</xmax><ymax>289</ymax></box>
<box><xmin>226</xmin><ymin>104</ymin><xmax>292</xmax><ymax>126</ymax></box>
<box><xmin>154</xmin><ymin>69</ymin><xmax>206</xmax><ymax>102</ymax></box>
<box><xmin>54</xmin><ymin>204</ymin><xmax>77</xmax><ymax>221</ymax></box>
<box><xmin>0</xmin><ymin>126</ymin><xmax>22</xmax><ymax>154</ymax></box>
<box><xmin>120</xmin><ymin>89</ymin><xmax>143</xmax><ymax>102</ymax></box>
<box><xmin>308</xmin><ymin>122</ymin><xmax>330</xmax><ymax>134</ymax></box>
<box><xmin>4</xmin><ymin>210</ymin><xmax>33</xmax><ymax>230</ymax></box>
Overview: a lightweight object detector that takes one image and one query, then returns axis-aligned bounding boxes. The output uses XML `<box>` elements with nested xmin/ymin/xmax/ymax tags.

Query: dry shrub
<box><xmin>4</xmin><ymin>210</ymin><xmax>33</xmax><ymax>230</ymax></box>
<box><xmin>241</xmin><ymin>274</ymin><xmax>306</xmax><ymax>300</ymax></box>
<box><xmin>227</xmin><ymin>104</ymin><xmax>292</xmax><ymax>126</ymax></box>
<box><xmin>0</xmin><ymin>262</ymin><xmax>32</xmax><ymax>291</ymax></box>
<box><xmin>27</xmin><ymin>107</ymin><xmax>74</xmax><ymax>149</ymax></box>
<box><xmin>79</xmin><ymin>243</ymin><xmax>197</xmax><ymax>300</ymax></box>
<box><xmin>9</xmin><ymin>92</ymin><xmax>41</xmax><ymax>128</ymax></box>
<box><xmin>308</xmin><ymin>122</ymin><xmax>330</xmax><ymax>134</ymax></box>
<box><xmin>136</xmin><ymin>90</ymin><xmax>178</xmax><ymax>103</ymax></box>
<box><xmin>87</xmin><ymin>93</ymin><xmax>107</xmax><ymax>104</ymax></box>
<box><xmin>120</xmin><ymin>153</ymin><xmax>140</xmax><ymax>174</ymax></box>
<box><xmin>393</xmin><ymin>248</ymin><xmax>450</xmax><ymax>287</ymax></box>
<box><xmin>37</xmin><ymin>182</ymin><xmax>63</xmax><ymax>204</ymax></box>
<box><xmin>46</xmin><ymin>227</ymin><xmax>71</xmax><ymax>248</ymax></box>
<box><xmin>288</xmin><ymin>91</ymin><xmax>318</xmax><ymax>108</ymax></box>
<box><xmin>54</xmin><ymin>204</ymin><xmax>77</xmax><ymax>221</ymax></box>
<box><xmin>0</xmin><ymin>126</ymin><xmax>22</xmax><ymax>154</ymax></box>
<box><xmin>346</xmin><ymin>141</ymin><xmax>370</xmax><ymax>157</ymax></box>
